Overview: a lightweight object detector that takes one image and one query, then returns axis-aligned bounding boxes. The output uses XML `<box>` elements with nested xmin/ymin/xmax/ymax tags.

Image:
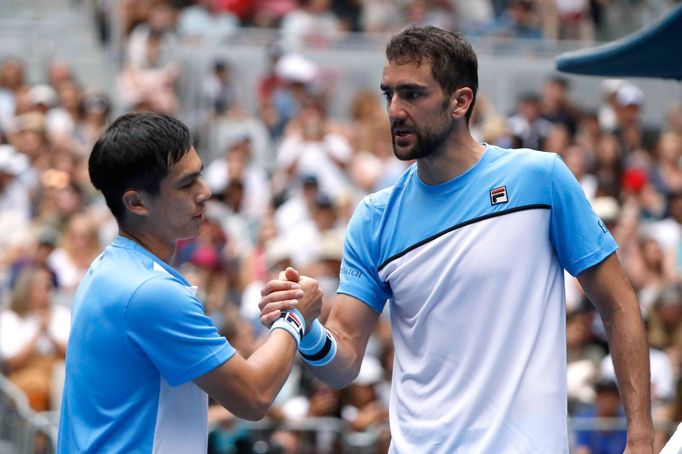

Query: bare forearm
<box><xmin>195</xmin><ymin>329</ymin><xmax>298</xmax><ymax>420</ymax></box>
<box><xmin>245</xmin><ymin>330</ymin><xmax>298</xmax><ymax>400</ymax></box>
<box><xmin>602</xmin><ymin>305</ymin><xmax>653</xmax><ymax>438</ymax></box>
<box><xmin>578</xmin><ymin>254</ymin><xmax>654</xmax><ymax>449</ymax></box>
<box><xmin>303</xmin><ymin>325</ymin><xmax>364</xmax><ymax>389</ymax></box>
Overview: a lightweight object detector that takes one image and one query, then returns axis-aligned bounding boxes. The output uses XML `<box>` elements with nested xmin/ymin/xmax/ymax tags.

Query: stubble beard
<box><xmin>391</xmin><ymin>113</ymin><xmax>454</xmax><ymax>162</ymax></box>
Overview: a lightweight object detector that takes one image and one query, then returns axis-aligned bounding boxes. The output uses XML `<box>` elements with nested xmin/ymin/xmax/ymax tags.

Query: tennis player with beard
<box><xmin>260</xmin><ymin>26</ymin><xmax>653</xmax><ymax>453</ymax></box>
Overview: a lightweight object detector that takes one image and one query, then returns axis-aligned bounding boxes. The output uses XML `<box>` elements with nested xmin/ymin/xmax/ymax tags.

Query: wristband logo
<box><xmin>284</xmin><ymin>312</ymin><xmax>304</xmax><ymax>338</ymax></box>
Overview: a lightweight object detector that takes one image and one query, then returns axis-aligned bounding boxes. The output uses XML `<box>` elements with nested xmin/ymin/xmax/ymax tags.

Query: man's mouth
<box><xmin>393</xmin><ymin>128</ymin><xmax>415</xmax><ymax>144</ymax></box>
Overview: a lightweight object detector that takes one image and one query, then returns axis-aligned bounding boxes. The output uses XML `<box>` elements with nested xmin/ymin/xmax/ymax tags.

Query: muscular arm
<box><xmin>194</xmin><ymin>329</ymin><xmax>297</xmax><ymax>421</ymax></box>
<box><xmin>305</xmin><ymin>293</ymin><xmax>381</xmax><ymax>389</ymax></box>
<box><xmin>577</xmin><ymin>252</ymin><xmax>654</xmax><ymax>451</ymax></box>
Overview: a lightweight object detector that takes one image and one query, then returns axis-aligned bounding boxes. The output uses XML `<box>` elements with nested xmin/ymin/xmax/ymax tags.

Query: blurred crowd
<box><xmin>101</xmin><ymin>0</ymin><xmax>674</xmax><ymax>48</ymax></box>
<box><xmin>1</xmin><ymin>0</ymin><xmax>682</xmax><ymax>453</ymax></box>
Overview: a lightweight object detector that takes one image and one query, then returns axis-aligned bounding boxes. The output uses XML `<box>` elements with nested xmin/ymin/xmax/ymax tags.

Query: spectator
<box><xmin>177</xmin><ymin>0</ymin><xmax>239</xmax><ymax>43</ymax></box>
<box><xmin>126</xmin><ymin>3</ymin><xmax>178</xmax><ymax>70</ymax></box>
<box><xmin>507</xmin><ymin>93</ymin><xmax>554</xmax><ymax>149</ymax></box>
<box><xmin>0</xmin><ymin>57</ymin><xmax>27</xmax><ymax>132</ymax></box>
<box><xmin>119</xmin><ymin>23</ymin><xmax>180</xmax><ymax>113</ymax></box>
<box><xmin>566</xmin><ymin>307</ymin><xmax>605</xmax><ymax>411</ymax></box>
<box><xmin>0</xmin><ymin>265</ymin><xmax>70</xmax><ymax>411</ymax></box>
<box><xmin>540</xmin><ymin>75</ymin><xmax>581</xmax><ymax>136</ymax></box>
<box><xmin>485</xmin><ymin>0</ymin><xmax>543</xmax><ymax>40</ymax></box>
<box><xmin>0</xmin><ymin>144</ymin><xmax>31</xmax><ymax>267</ymax></box>
<box><xmin>276</xmin><ymin>97</ymin><xmax>353</xmax><ymax>200</ymax></box>
<box><xmin>612</xmin><ymin>82</ymin><xmax>657</xmax><ymax>155</ymax></box>
<box><xmin>591</xmin><ymin>132</ymin><xmax>623</xmax><ymax>198</ymax></box>
<box><xmin>47</xmin><ymin>212</ymin><xmax>102</xmax><ymax>294</ymax></box>
<box><xmin>72</xmin><ymin>92</ymin><xmax>112</xmax><ymax>153</ymax></box>
<box><xmin>649</xmin><ymin>131</ymin><xmax>682</xmax><ymax>198</ymax></box>
<box><xmin>573</xmin><ymin>379</ymin><xmax>627</xmax><ymax>454</ymax></box>
<box><xmin>207</xmin><ymin>134</ymin><xmax>270</xmax><ymax>218</ymax></box>
<box><xmin>267</xmin><ymin>53</ymin><xmax>319</xmax><ymax>139</ymax></box>
<box><xmin>361</xmin><ymin>0</ymin><xmax>406</xmax><ymax>33</ymax></box>
<box><xmin>648</xmin><ymin>283</ymin><xmax>682</xmax><ymax>368</ymax></box>
<box><xmin>203</xmin><ymin>59</ymin><xmax>239</xmax><ymax>118</ymax></box>
<box><xmin>280</xmin><ymin>0</ymin><xmax>343</xmax><ymax>48</ymax></box>
<box><xmin>404</xmin><ymin>0</ymin><xmax>457</xmax><ymax>31</ymax></box>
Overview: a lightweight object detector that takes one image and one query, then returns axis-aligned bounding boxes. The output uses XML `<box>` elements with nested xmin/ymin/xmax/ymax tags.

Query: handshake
<box><xmin>259</xmin><ymin>267</ymin><xmax>338</xmax><ymax>367</ymax></box>
<box><xmin>259</xmin><ymin>267</ymin><xmax>324</xmax><ymax>335</ymax></box>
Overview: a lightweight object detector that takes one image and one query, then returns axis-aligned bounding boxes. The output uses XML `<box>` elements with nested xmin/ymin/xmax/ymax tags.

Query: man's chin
<box><xmin>179</xmin><ymin>226</ymin><xmax>202</xmax><ymax>241</ymax></box>
<box><xmin>393</xmin><ymin>144</ymin><xmax>416</xmax><ymax>161</ymax></box>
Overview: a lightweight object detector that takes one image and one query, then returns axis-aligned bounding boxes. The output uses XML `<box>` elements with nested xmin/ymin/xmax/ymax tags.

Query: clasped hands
<box><xmin>259</xmin><ymin>267</ymin><xmax>323</xmax><ymax>332</ymax></box>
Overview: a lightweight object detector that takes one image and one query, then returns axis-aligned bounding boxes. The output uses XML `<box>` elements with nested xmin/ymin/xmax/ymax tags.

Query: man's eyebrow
<box><xmin>380</xmin><ymin>83</ymin><xmax>426</xmax><ymax>91</ymax></box>
<box><xmin>176</xmin><ymin>164</ymin><xmax>204</xmax><ymax>185</ymax></box>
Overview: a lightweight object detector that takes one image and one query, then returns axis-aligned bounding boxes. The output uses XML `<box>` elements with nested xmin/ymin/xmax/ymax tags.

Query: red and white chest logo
<box><xmin>490</xmin><ymin>186</ymin><xmax>508</xmax><ymax>205</ymax></box>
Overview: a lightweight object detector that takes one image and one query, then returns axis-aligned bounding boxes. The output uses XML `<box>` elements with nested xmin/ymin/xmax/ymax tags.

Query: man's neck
<box><xmin>416</xmin><ymin>133</ymin><xmax>485</xmax><ymax>186</ymax></box>
<box><xmin>119</xmin><ymin>228</ymin><xmax>175</xmax><ymax>263</ymax></box>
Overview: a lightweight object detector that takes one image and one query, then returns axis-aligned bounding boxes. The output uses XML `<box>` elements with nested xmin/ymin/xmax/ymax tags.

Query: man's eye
<box><xmin>382</xmin><ymin>91</ymin><xmax>392</xmax><ymax>102</ymax></box>
<box><xmin>405</xmin><ymin>91</ymin><xmax>421</xmax><ymax>100</ymax></box>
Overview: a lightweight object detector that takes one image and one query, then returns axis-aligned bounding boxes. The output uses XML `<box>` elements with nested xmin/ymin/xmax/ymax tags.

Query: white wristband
<box><xmin>270</xmin><ymin>309</ymin><xmax>306</xmax><ymax>347</ymax></box>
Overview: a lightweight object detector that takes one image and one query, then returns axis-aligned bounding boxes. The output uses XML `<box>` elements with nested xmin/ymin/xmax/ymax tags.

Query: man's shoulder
<box><xmin>485</xmin><ymin>145</ymin><xmax>558</xmax><ymax>183</ymax></box>
<box><xmin>363</xmin><ymin>164</ymin><xmax>414</xmax><ymax>209</ymax></box>
<box><xmin>488</xmin><ymin>145</ymin><xmax>557</xmax><ymax>167</ymax></box>
<box><xmin>84</xmin><ymin>244</ymin><xmax>181</xmax><ymax>300</ymax></box>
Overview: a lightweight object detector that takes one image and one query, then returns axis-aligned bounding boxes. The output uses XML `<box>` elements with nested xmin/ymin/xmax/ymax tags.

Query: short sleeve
<box><xmin>337</xmin><ymin>197</ymin><xmax>391</xmax><ymax>312</ymax></box>
<box><xmin>549</xmin><ymin>155</ymin><xmax>618</xmax><ymax>276</ymax></box>
<box><xmin>125</xmin><ymin>276</ymin><xmax>235</xmax><ymax>386</ymax></box>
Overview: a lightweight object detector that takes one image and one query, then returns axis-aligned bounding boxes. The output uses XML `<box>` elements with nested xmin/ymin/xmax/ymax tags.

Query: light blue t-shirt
<box><xmin>58</xmin><ymin>236</ymin><xmax>235</xmax><ymax>453</ymax></box>
<box><xmin>338</xmin><ymin>145</ymin><xmax>618</xmax><ymax>453</ymax></box>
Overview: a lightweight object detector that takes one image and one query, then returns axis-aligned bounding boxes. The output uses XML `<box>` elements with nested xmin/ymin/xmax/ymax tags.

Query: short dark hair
<box><xmin>88</xmin><ymin>112</ymin><xmax>193</xmax><ymax>221</ymax></box>
<box><xmin>385</xmin><ymin>26</ymin><xmax>479</xmax><ymax>121</ymax></box>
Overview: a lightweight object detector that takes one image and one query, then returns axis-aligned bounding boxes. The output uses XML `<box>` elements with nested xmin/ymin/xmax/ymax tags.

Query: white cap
<box><xmin>601</xmin><ymin>78</ymin><xmax>625</xmax><ymax>95</ymax></box>
<box><xmin>592</xmin><ymin>196</ymin><xmax>620</xmax><ymax>223</ymax></box>
<box><xmin>265</xmin><ymin>237</ymin><xmax>292</xmax><ymax>269</ymax></box>
<box><xmin>615</xmin><ymin>83</ymin><xmax>644</xmax><ymax>107</ymax></box>
<box><xmin>318</xmin><ymin>231</ymin><xmax>344</xmax><ymax>262</ymax></box>
<box><xmin>27</xmin><ymin>84</ymin><xmax>58</xmax><ymax>107</ymax></box>
<box><xmin>276</xmin><ymin>53</ymin><xmax>318</xmax><ymax>83</ymax></box>
<box><xmin>0</xmin><ymin>145</ymin><xmax>28</xmax><ymax>176</ymax></box>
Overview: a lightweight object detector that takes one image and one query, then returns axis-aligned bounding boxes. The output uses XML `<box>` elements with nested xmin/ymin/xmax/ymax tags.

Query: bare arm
<box><xmin>304</xmin><ymin>293</ymin><xmax>380</xmax><ymax>389</ymax></box>
<box><xmin>577</xmin><ymin>252</ymin><xmax>654</xmax><ymax>452</ymax></box>
<box><xmin>194</xmin><ymin>329</ymin><xmax>297</xmax><ymax>421</ymax></box>
<box><xmin>195</xmin><ymin>276</ymin><xmax>323</xmax><ymax>420</ymax></box>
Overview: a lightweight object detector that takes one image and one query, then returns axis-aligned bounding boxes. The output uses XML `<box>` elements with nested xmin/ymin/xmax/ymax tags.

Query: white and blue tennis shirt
<box><xmin>58</xmin><ymin>236</ymin><xmax>235</xmax><ymax>453</ymax></box>
<box><xmin>338</xmin><ymin>144</ymin><xmax>618</xmax><ymax>453</ymax></box>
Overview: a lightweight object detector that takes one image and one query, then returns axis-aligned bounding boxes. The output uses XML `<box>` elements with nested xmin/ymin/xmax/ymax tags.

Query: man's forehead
<box><xmin>381</xmin><ymin>59</ymin><xmax>433</xmax><ymax>85</ymax></box>
<box><xmin>166</xmin><ymin>147</ymin><xmax>202</xmax><ymax>179</ymax></box>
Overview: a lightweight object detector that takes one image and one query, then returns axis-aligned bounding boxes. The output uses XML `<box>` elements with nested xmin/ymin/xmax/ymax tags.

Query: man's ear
<box><xmin>122</xmin><ymin>190</ymin><xmax>148</xmax><ymax>217</ymax></box>
<box><xmin>449</xmin><ymin>87</ymin><xmax>474</xmax><ymax>120</ymax></box>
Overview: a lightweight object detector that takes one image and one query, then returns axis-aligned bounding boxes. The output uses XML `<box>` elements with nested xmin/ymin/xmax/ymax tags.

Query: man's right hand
<box><xmin>259</xmin><ymin>267</ymin><xmax>323</xmax><ymax>329</ymax></box>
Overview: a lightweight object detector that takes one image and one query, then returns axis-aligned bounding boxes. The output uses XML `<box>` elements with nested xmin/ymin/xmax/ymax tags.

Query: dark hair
<box><xmin>595</xmin><ymin>379</ymin><xmax>620</xmax><ymax>395</ymax></box>
<box><xmin>88</xmin><ymin>112</ymin><xmax>193</xmax><ymax>221</ymax></box>
<box><xmin>386</xmin><ymin>26</ymin><xmax>479</xmax><ymax>121</ymax></box>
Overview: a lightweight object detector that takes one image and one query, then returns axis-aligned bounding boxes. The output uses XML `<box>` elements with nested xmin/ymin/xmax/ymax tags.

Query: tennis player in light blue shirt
<box><xmin>58</xmin><ymin>112</ymin><xmax>323</xmax><ymax>453</ymax></box>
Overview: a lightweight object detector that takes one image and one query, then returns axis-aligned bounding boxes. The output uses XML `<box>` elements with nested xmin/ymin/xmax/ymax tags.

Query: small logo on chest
<box><xmin>490</xmin><ymin>186</ymin><xmax>508</xmax><ymax>205</ymax></box>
